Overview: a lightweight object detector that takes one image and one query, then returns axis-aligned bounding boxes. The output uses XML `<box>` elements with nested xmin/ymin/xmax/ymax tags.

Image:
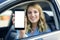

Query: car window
<box><xmin>12</xmin><ymin>1</ymin><xmax>58</xmax><ymax>30</ymax></box>
<box><xmin>10</xmin><ymin>1</ymin><xmax>59</xmax><ymax>39</ymax></box>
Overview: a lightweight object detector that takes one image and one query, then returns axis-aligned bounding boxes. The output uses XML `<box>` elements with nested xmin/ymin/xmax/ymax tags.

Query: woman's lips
<box><xmin>30</xmin><ymin>17</ymin><xmax>35</xmax><ymax>21</ymax></box>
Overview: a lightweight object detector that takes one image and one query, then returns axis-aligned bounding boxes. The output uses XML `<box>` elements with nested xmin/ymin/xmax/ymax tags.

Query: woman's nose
<box><xmin>31</xmin><ymin>13</ymin><xmax>35</xmax><ymax>17</ymax></box>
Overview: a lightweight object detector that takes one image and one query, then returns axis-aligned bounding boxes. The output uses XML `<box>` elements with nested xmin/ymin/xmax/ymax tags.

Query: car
<box><xmin>0</xmin><ymin>0</ymin><xmax>60</xmax><ymax>40</ymax></box>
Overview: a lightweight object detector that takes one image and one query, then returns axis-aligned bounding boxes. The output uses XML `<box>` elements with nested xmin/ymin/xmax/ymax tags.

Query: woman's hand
<box><xmin>12</xmin><ymin>14</ymin><xmax>15</xmax><ymax>25</ymax></box>
<box><xmin>12</xmin><ymin>14</ymin><xmax>27</xmax><ymax>38</ymax></box>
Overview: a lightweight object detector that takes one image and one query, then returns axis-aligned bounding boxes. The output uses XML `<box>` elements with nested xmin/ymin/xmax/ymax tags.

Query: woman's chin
<box><xmin>30</xmin><ymin>20</ymin><xmax>37</xmax><ymax>23</ymax></box>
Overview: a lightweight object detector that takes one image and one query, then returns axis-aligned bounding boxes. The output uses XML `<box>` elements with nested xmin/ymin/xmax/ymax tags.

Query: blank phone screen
<box><xmin>15</xmin><ymin>11</ymin><xmax>25</xmax><ymax>29</ymax></box>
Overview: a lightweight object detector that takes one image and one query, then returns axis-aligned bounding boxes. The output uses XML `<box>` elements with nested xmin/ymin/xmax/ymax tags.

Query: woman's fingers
<box><xmin>24</xmin><ymin>16</ymin><xmax>27</xmax><ymax>31</ymax></box>
<box><xmin>12</xmin><ymin>14</ymin><xmax>15</xmax><ymax>25</ymax></box>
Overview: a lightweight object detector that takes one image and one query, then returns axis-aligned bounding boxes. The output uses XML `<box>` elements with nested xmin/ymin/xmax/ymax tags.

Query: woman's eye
<box><xmin>28</xmin><ymin>12</ymin><xmax>32</xmax><ymax>14</ymax></box>
<box><xmin>34</xmin><ymin>11</ymin><xmax>37</xmax><ymax>13</ymax></box>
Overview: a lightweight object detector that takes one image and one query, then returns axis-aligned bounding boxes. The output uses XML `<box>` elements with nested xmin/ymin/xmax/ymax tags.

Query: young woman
<box><xmin>20</xmin><ymin>2</ymin><xmax>51</xmax><ymax>38</ymax></box>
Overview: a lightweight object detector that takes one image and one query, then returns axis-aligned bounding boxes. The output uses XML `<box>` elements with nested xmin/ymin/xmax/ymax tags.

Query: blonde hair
<box><xmin>25</xmin><ymin>2</ymin><xmax>48</xmax><ymax>33</ymax></box>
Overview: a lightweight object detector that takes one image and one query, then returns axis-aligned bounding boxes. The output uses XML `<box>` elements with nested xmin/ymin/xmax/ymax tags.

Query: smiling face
<box><xmin>27</xmin><ymin>7</ymin><xmax>40</xmax><ymax>23</ymax></box>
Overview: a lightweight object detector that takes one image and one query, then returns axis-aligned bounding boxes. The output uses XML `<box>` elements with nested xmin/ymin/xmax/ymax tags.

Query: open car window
<box><xmin>11</xmin><ymin>1</ymin><xmax>59</xmax><ymax>30</ymax></box>
<box><xmin>9</xmin><ymin>1</ymin><xmax>59</xmax><ymax>39</ymax></box>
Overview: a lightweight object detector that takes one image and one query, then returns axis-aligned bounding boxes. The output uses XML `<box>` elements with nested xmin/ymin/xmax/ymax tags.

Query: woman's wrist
<box><xmin>19</xmin><ymin>30</ymin><xmax>25</xmax><ymax>38</ymax></box>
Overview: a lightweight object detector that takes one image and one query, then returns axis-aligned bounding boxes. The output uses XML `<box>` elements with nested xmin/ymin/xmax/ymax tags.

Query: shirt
<box><xmin>13</xmin><ymin>26</ymin><xmax>51</xmax><ymax>40</ymax></box>
<box><xmin>26</xmin><ymin>27</ymin><xmax>51</xmax><ymax>37</ymax></box>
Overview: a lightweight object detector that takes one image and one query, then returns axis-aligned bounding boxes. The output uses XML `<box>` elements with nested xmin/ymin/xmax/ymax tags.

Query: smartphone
<box><xmin>0</xmin><ymin>10</ymin><xmax>12</xmax><ymax>28</ymax></box>
<box><xmin>15</xmin><ymin>10</ymin><xmax>25</xmax><ymax>30</ymax></box>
